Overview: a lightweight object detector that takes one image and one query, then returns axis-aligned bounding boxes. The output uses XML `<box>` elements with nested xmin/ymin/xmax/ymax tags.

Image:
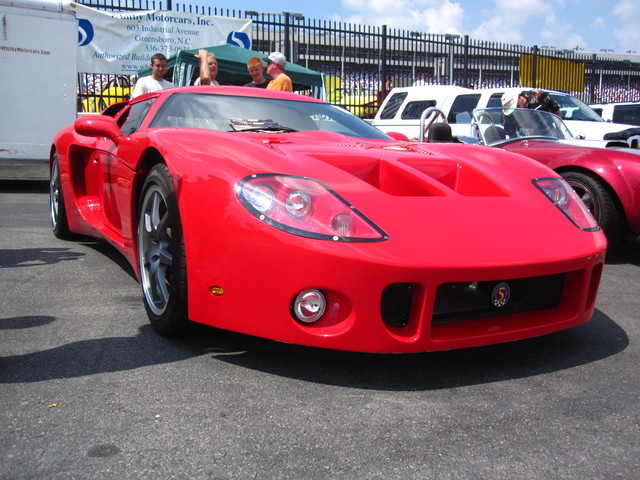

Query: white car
<box><xmin>373</xmin><ymin>86</ymin><xmax>640</xmax><ymax>148</ymax></box>
<box><xmin>590</xmin><ymin>102</ymin><xmax>640</xmax><ymax>127</ymax></box>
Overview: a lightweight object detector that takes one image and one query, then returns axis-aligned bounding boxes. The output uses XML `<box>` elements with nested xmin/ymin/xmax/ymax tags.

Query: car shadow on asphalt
<box><xmin>0</xmin><ymin>247</ymin><xmax>85</xmax><ymax>268</ymax></box>
<box><xmin>0</xmin><ymin>308</ymin><xmax>627</xmax><ymax>391</ymax></box>
<box><xmin>0</xmin><ymin>323</ymin><xmax>205</xmax><ymax>384</ymax></box>
<box><xmin>80</xmin><ymin>240</ymin><xmax>138</xmax><ymax>280</ymax></box>
<box><xmin>196</xmin><ymin>309</ymin><xmax>628</xmax><ymax>391</ymax></box>
<box><xmin>0</xmin><ymin>180</ymin><xmax>48</xmax><ymax>193</ymax></box>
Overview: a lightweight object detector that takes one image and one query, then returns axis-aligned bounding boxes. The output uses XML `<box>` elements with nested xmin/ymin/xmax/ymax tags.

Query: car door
<box><xmin>99</xmin><ymin>98</ymin><xmax>157</xmax><ymax>243</ymax></box>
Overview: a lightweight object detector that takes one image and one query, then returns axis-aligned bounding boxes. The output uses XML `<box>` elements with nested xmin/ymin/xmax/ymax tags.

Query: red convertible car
<box><xmin>50</xmin><ymin>87</ymin><xmax>606</xmax><ymax>353</ymax></box>
<box><xmin>469</xmin><ymin>107</ymin><xmax>640</xmax><ymax>244</ymax></box>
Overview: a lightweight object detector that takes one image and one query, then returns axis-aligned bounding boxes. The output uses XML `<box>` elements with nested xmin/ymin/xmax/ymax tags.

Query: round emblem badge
<box><xmin>491</xmin><ymin>282</ymin><xmax>511</xmax><ymax>308</ymax></box>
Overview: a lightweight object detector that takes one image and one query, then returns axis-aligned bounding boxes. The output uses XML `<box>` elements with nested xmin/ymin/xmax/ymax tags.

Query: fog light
<box><xmin>292</xmin><ymin>289</ymin><xmax>326</xmax><ymax>323</ymax></box>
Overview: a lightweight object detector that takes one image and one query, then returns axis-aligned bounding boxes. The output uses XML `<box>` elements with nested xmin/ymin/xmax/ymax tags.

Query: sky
<box><xmin>202</xmin><ymin>0</ymin><xmax>640</xmax><ymax>55</ymax></box>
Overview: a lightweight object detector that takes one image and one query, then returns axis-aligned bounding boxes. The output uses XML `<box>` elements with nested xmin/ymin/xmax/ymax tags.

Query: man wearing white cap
<box><xmin>264</xmin><ymin>52</ymin><xmax>292</xmax><ymax>92</ymax></box>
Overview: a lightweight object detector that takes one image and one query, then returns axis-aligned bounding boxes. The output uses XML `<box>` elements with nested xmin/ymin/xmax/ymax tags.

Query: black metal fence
<box><xmin>79</xmin><ymin>0</ymin><xmax>640</xmax><ymax>115</ymax></box>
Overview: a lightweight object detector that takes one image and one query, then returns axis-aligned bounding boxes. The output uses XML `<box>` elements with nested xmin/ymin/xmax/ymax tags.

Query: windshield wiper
<box><xmin>233</xmin><ymin>126</ymin><xmax>298</xmax><ymax>133</ymax></box>
<box><xmin>228</xmin><ymin>118</ymin><xmax>297</xmax><ymax>133</ymax></box>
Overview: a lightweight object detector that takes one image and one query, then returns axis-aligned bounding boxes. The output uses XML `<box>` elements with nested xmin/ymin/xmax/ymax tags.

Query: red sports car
<box><xmin>50</xmin><ymin>87</ymin><xmax>606</xmax><ymax>353</ymax></box>
<box><xmin>471</xmin><ymin>107</ymin><xmax>640</xmax><ymax>244</ymax></box>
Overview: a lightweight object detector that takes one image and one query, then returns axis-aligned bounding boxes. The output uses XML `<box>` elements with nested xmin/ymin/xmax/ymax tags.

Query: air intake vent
<box><xmin>433</xmin><ymin>273</ymin><xmax>565</xmax><ymax>325</ymax></box>
<box><xmin>381</xmin><ymin>283</ymin><xmax>414</xmax><ymax>328</ymax></box>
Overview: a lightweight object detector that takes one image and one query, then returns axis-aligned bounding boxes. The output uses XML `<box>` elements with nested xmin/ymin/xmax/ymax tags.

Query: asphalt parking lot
<box><xmin>1</xmin><ymin>181</ymin><xmax>639</xmax><ymax>480</ymax></box>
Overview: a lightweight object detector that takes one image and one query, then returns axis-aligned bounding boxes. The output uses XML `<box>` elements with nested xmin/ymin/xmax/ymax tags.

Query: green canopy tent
<box><xmin>138</xmin><ymin>44</ymin><xmax>325</xmax><ymax>98</ymax></box>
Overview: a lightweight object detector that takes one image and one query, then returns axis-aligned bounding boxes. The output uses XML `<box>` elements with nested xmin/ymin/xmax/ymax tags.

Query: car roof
<box><xmin>387</xmin><ymin>85</ymin><xmax>473</xmax><ymax>95</ymax></box>
<box><xmin>473</xmin><ymin>86</ymin><xmax>568</xmax><ymax>96</ymax></box>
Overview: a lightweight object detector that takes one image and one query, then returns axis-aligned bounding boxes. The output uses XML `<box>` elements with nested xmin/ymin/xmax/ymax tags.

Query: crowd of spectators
<box><xmin>587</xmin><ymin>85</ymin><xmax>640</xmax><ymax>103</ymax></box>
<box><xmin>316</xmin><ymin>67</ymin><xmax>640</xmax><ymax>105</ymax></box>
<box><xmin>78</xmin><ymin>67</ymin><xmax>640</xmax><ymax>110</ymax></box>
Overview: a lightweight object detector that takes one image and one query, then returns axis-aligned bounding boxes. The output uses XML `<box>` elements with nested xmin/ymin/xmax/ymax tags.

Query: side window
<box><xmin>485</xmin><ymin>93</ymin><xmax>506</xmax><ymax>122</ymax></box>
<box><xmin>379</xmin><ymin>92</ymin><xmax>408</xmax><ymax>120</ymax></box>
<box><xmin>486</xmin><ymin>93</ymin><xmax>505</xmax><ymax>108</ymax></box>
<box><xmin>118</xmin><ymin>98</ymin><xmax>156</xmax><ymax>135</ymax></box>
<box><xmin>612</xmin><ymin>105</ymin><xmax>640</xmax><ymax>126</ymax></box>
<box><xmin>400</xmin><ymin>100</ymin><xmax>437</xmax><ymax>119</ymax></box>
<box><xmin>448</xmin><ymin>94</ymin><xmax>480</xmax><ymax>123</ymax></box>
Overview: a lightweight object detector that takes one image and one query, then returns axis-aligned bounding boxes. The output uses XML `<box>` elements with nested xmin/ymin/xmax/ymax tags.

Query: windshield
<box><xmin>473</xmin><ymin>107</ymin><xmax>575</xmax><ymax>145</ymax></box>
<box><xmin>550</xmin><ymin>93</ymin><xmax>604</xmax><ymax>122</ymax></box>
<box><xmin>149</xmin><ymin>92</ymin><xmax>391</xmax><ymax>140</ymax></box>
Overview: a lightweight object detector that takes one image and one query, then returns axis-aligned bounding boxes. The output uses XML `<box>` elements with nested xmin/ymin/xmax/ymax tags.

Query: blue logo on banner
<box><xmin>78</xmin><ymin>19</ymin><xmax>94</xmax><ymax>47</ymax></box>
<box><xmin>227</xmin><ymin>31</ymin><xmax>250</xmax><ymax>49</ymax></box>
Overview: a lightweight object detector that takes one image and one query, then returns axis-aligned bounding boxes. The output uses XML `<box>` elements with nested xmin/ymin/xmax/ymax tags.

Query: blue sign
<box><xmin>227</xmin><ymin>31</ymin><xmax>250</xmax><ymax>49</ymax></box>
<box><xmin>78</xmin><ymin>18</ymin><xmax>94</xmax><ymax>47</ymax></box>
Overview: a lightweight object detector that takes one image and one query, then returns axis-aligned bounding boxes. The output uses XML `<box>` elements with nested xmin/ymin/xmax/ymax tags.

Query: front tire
<box><xmin>50</xmin><ymin>153</ymin><xmax>72</xmax><ymax>239</ymax></box>
<box><xmin>561</xmin><ymin>171</ymin><xmax>625</xmax><ymax>243</ymax></box>
<box><xmin>137</xmin><ymin>164</ymin><xmax>189</xmax><ymax>336</ymax></box>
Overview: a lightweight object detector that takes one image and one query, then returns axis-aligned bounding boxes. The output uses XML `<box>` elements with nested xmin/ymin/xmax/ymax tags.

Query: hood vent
<box><xmin>307</xmin><ymin>152</ymin><xmax>507</xmax><ymax>197</ymax></box>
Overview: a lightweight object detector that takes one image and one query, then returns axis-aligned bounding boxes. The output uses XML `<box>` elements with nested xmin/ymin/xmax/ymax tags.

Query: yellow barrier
<box><xmin>520</xmin><ymin>54</ymin><xmax>585</xmax><ymax>92</ymax></box>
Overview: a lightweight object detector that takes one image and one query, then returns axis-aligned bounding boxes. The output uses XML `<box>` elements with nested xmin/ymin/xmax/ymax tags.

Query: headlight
<box><xmin>285</xmin><ymin>190</ymin><xmax>312</xmax><ymax>218</ymax></box>
<box><xmin>236</xmin><ymin>174</ymin><xmax>387</xmax><ymax>242</ymax></box>
<box><xmin>533</xmin><ymin>177</ymin><xmax>600</xmax><ymax>231</ymax></box>
<box><xmin>243</xmin><ymin>184</ymin><xmax>275</xmax><ymax>213</ymax></box>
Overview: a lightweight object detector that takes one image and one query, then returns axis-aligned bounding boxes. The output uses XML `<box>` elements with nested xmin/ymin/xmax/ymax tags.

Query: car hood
<box><xmin>152</xmin><ymin>129</ymin><xmax>565</xmax><ymax>199</ymax></box>
<box><xmin>153</xmin><ymin>128</ymin><xmax>607</xmax><ymax>265</ymax></box>
<box><xmin>566</xmin><ymin>119</ymin><xmax>640</xmax><ymax>141</ymax></box>
<box><xmin>558</xmin><ymin>138</ymin><xmax>640</xmax><ymax>154</ymax></box>
<box><xmin>499</xmin><ymin>137</ymin><xmax>640</xmax><ymax>162</ymax></box>
<box><xmin>239</xmin><ymin>131</ymin><xmax>538</xmax><ymax>197</ymax></box>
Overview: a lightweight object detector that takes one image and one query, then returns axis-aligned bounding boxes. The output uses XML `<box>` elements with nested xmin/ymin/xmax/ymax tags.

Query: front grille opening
<box><xmin>433</xmin><ymin>273</ymin><xmax>565</xmax><ymax>325</ymax></box>
<box><xmin>381</xmin><ymin>283</ymin><xmax>414</xmax><ymax>328</ymax></box>
<box><xmin>586</xmin><ymin>263</ymin><xmax>603</xmax><ymax>312</ymax></box>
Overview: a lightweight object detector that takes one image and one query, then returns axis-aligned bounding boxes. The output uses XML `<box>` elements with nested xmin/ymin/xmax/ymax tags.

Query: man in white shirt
<box><xmin>131</xmin><ymin>53</ymin><xmax>175</xmax><ymax>98</ymax></box>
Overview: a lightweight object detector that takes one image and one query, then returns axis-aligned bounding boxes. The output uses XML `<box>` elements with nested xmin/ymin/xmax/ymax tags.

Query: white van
<box><xmin>0</xmin><ymin>0</ymin><xmax>77</xmax><ymax>179</ymax></box>
<box><xmin>373</xmin><ymin>86</ymin><xmax>640</xmax><ymax>148</ymax></box>
<box><xmin>371</xmin><ymin>85</ymin><xmax>476</xmax><ymax>139</ymax></box>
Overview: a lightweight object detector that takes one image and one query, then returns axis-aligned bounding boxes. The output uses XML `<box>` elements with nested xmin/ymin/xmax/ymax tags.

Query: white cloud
<box><xmin>410</xmin><ymin>2</ymin><xmax>464</xmax><ymax>35</ymax></box>
<box><xmin>613</xmin><ymin>0</ymin><xmax>638</xmax><ymax>16</ymax></box>
<box><xmin>470</xmin><ymin>0</ymin><xmax>551</xmax><ymax>44</ymax></box>
<box><xmin>471</xmin><ymin>0</ymin><xmax>591</xmax><ymax>52</ymax></box>
<box><xmin>560</xmin><ymin>33</ymin><xmax>587</xmax><ymax>52</ymax></box>
<box><xmin>613</xmin><ymin>0</ymin><xmax>640</xmax><ymax>52</ymax></box>
<box><xmin>591</xmin><ymin>17</ymin><xmax>606</xmax><ymax>30</ymax></box>
<box><xmin>335</xmin><ymin>0</ymin><xmax>629</xmax><ymax>53</ymax></box>
<box><xmin>340</xmin><ymin>0</ymin><xmax>464</xmax><ymax>34</ymax></box>
<box><xmin>535</xmin><ymin>10</ymin><xmax>588</xmax><ymax>51</ymax></box>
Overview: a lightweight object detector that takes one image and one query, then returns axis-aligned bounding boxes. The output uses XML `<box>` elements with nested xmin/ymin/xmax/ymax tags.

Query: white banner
<box><xmin>76</xmin><ymin>4</ymin><xmax>252</xmax><ymax>74</ymax></box>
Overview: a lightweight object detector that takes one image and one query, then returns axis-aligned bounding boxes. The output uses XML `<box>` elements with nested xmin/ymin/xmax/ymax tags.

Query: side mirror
<box><xmin>386</xmin><ymin>131</ymin><xmax>410</xmax><ymax>141</ymax></box>
<box><xmin>74</xmin><ymin>115</ymin><xmax>123</xmax><ymax>144</ymax></box>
